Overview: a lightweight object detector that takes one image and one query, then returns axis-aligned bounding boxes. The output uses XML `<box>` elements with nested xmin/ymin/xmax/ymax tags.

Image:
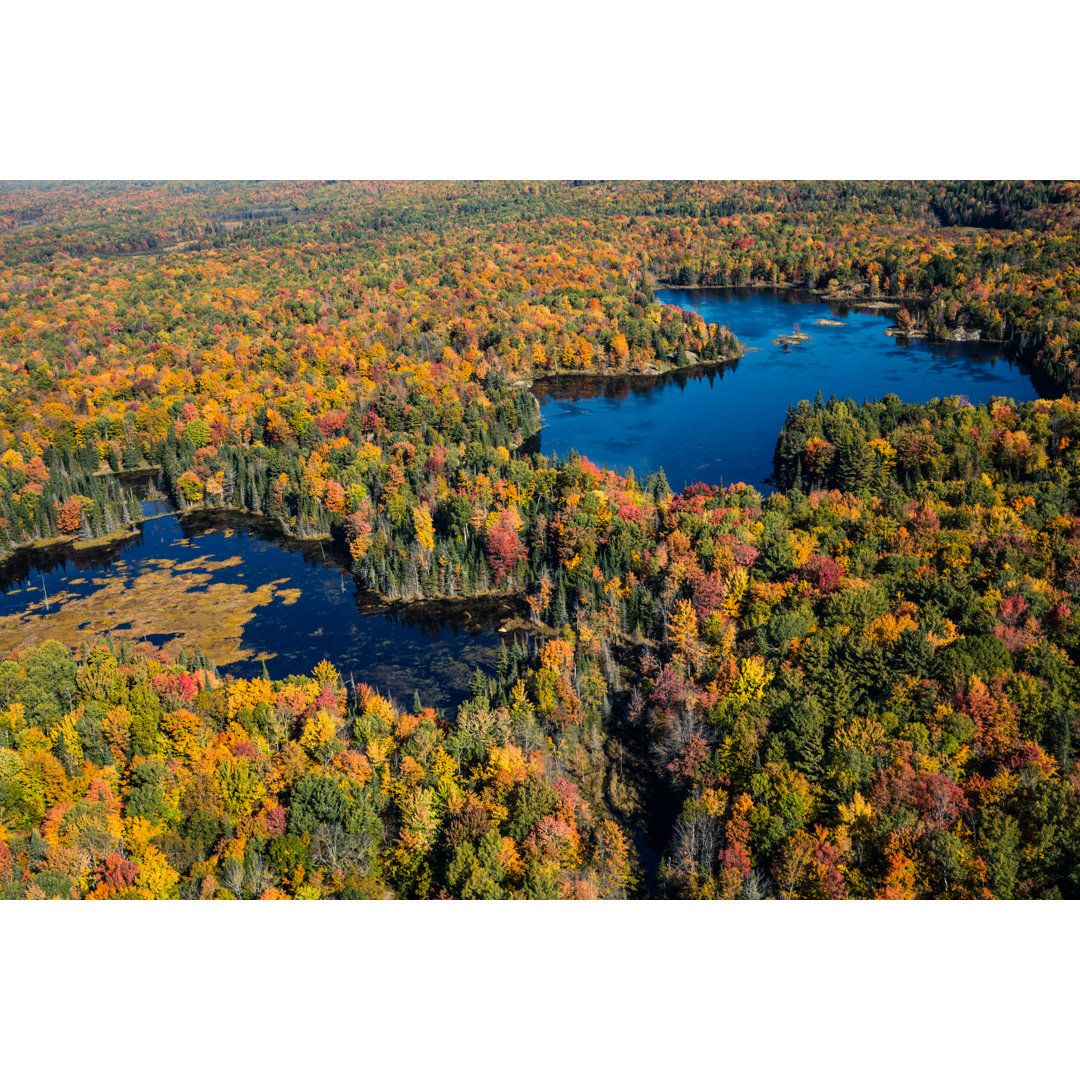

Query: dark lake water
<box><xmin>534</xmin><ymin>287</ymin><xmax>1049</xmax><ymax>490</ymax></box>
<box><xmin>0</xmin><ymin>506</ymin><xmax>514</xmax><ymax>713</ymax></box>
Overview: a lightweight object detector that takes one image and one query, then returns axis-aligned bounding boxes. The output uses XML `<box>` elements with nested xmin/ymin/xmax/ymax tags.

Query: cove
<box><xmin>0</xmin><ymin>505</ymin><xmax>516</xmax><ymax>713</ymax></box>
<box><xmin>533</xmin><ymin>287</ymin><xmax>1050</xmax><ymax>491</ymax></box>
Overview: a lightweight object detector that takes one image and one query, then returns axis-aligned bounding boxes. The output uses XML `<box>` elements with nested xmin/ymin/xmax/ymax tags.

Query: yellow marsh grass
<box><xmin>0</xmin><ymin>552</ymin><xmax>301</xmax><ymax>665</ymax></box>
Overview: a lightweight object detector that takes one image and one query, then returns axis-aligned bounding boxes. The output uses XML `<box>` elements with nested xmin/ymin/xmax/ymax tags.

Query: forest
<box><xmin>2</xmin><ymin>180</ymin><xmax>1080</xmax><ymax>898</ymax></box>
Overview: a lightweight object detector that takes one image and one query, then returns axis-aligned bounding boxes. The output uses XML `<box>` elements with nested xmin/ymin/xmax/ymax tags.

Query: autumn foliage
<box><xmin>5</xmin><ymin>182</ymin><xmax>1080</xmax><ymax>899</ymax></box>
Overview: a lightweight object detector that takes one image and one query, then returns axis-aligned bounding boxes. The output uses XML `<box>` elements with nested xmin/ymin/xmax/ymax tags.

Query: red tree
<box><xmin>484</xmin><ymin>512</ymin><xmax>524</xmax><ymax>586</ymax></box>
<box><xmin>57</xmin><ymin>498</ymin><xmax>82</xmax><ymax>534</ymax></box>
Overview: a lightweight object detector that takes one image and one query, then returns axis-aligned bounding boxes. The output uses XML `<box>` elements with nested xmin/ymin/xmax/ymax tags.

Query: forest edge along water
<box><xmin>0</xmin><ymin>287</ymin><xmax>1051</xmax><ymax>711</ymax></box>
<box><xmin>0</xmin><ymin>494</ymin><xmax>526</xmax><ymax>715</ymax></box>
<box><xmin>532</xmin><ymin>287</ymin><xmax>1049</xmax><ymax>492</ymax></box>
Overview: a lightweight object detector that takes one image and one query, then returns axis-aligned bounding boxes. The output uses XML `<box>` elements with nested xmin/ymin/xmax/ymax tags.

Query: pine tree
<box><xmin>981</xmin><ymin>811</ymin><xmax>1021</xmax><ymax>899</ymax></box>
<box><xmin>787</xmin><ymin>696</ymin><xmax>825</xmax><ymax>779</ymax></box>
<box><xmin>551</xmin><ymin>582</ymin><xmax>568</xmax><ymax>628</ymax></box>
<box><xmin>823</xmin><ymin>663</ymin><xmax>855</xmax><ymax>723</ymax></box>
<box><xmin>648</xmin><ymin>467</ymin><xmax>672</xmax><ymax>502</ymax></box>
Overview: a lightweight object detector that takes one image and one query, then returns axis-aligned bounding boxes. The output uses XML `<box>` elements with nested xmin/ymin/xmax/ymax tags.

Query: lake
<box><xmin>534</xmin><ymin>287</ymin><xmax>1049</xmax><ymax>490</ymax></box>
<box><xmin>0</xmin><ymin>288</ymin><xmax>1051</xmax><ymax>700</ymax></box>
<box><xmin>0</xmin><ymin>505</ymin><xmax>516</xmax><ymax>713</ymax></box>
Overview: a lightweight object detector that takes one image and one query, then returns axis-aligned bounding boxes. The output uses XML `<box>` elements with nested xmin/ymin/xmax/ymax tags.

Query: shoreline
<box><xmin>0</xmin><ymin>526</ymin><xmax>143</xmax><ymax>575</ymax></box>
<box><xmin>526</xmin><ymin>350</ymin><xmax>741</xmax><ymax>394</ymax></box>
<box><xmin>651</xmin><ymin>284</ymin><xmax>1075</xmax><ymax>399</ymax></box>
<box><xmin>515</xmin><ymin>345</ymin><xmax>744</xmax><ymax>392</ymax></box>
<box><xmin>652</xmin><ymin>280</ymin><xmax>1020</xmax><ymax>346</ymax></box>
<box><xmin>654</xmin><ymin>280</ymin><xmax>906</xmax><ymax>308</ymax></box>
<box><xmin>520</xmin><ymin>343</ymin><xmax>743</xmax><ymax>395</ymax></box>
<box><xmin>359</xmin><ymin>589</ymin><xmax>532</xmax><ymax>633</ymax></box>
<box><xmin>0</xmin><ymin>500</ymin><xmax>537</xmax><ymax>622</ymax></box>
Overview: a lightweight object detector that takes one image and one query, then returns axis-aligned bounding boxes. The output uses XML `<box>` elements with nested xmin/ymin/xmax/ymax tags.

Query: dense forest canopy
<box><xmin>3</xmin><ymin>180</ymin><xmax>1080</xmax><ymax>899</ymax></box>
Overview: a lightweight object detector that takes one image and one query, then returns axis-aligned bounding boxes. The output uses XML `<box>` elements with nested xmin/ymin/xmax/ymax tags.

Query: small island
<box><xmin>773</xmin><ymin>323</ymin><xmax>811</xmax><ymax>347</ymax></box>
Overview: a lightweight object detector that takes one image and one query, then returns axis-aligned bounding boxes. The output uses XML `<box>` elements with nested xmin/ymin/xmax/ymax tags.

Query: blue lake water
<box><xmin>534</xmin><ymin>287</ymin><xmax>1047</xmax><ymax>490</ymax></box>
<box><xmin>0</xmin><ymin>289</ymin><xmax>1051</xmax><ymax>694</ymax></box>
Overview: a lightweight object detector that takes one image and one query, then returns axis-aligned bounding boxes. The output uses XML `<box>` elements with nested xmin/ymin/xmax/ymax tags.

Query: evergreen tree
<box><xmin>982</xmin><ymin>811</ymin><xmax>1021</xmax><ymax>899</ymax></box>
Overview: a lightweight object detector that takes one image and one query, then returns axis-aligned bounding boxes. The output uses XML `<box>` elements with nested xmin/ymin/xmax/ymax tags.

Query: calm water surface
<box><xmin>0</xmin><ymin>507</ymin><xmax>512</xmax><ymax>712</ymax></box>
<box><xmin>535</xmin><ymin>288</ymin><xmax>1048</xmax><ymax>489</ymax></box>
<box><xmin>0</xmin><ymin>290</ymin><xmax>1050</xmax><ymax>695</ymax></box>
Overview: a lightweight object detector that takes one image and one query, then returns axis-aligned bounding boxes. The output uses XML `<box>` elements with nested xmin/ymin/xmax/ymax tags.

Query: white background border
<box><xmin>3</xmin><ymin>1</ymin><xmax>1077</xmax><ymax>1075</ymax></box>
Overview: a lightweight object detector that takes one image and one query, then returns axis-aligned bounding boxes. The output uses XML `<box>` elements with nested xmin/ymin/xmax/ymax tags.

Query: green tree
<box><xmin>981</xmin><ymin>811</ymin><xmax>1021</xmax><ymax>899</ymax></box>
<box><xmin>446</xmin><ymin>829</ymin><xmax>507</xmax><ymax>899</ymax></box>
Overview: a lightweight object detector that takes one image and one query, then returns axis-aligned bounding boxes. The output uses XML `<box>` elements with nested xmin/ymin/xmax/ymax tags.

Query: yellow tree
<box><xmin>593</xmin><ymin>820</ymin><xmax>633</xmax><ymax>898</ymax></box>
<box><xmin>669</xmin><ymin>598</ymin><xmax>703</xmax><ymax>675</ymax></box>
<box><xmin>412</xmin><ymin>504</ymin><xmax>435</xmax><ymax>555</ymax></box>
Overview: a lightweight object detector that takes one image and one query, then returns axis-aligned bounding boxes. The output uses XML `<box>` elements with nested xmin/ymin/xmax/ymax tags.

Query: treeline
<box><xmin>0</xmin><ymin>449</ymin><xmax>143</xmax><ymax>549</ymax></box>
<box><xmin>773</xmin><ymin>391</ymin><xmax>1080</xmax><ymax>493</ymax></box>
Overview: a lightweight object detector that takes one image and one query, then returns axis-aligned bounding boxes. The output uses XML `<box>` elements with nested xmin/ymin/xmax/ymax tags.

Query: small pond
<box><xmin>0</xmin><ymin>507</ymin><xmax>517</xmax><ymax>713</ymax></box>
